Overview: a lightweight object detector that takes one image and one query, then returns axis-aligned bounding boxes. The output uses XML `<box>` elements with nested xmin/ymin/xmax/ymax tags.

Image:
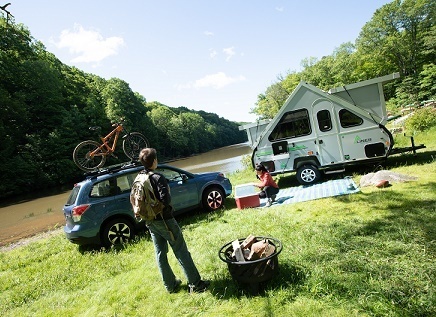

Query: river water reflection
<box><xmin>0</xmin><ymin>143</ymin><xmax>252</xmax><ymax>245</ymax></box>
<box><xmin>165</xmin><ymin>143</ymin><xmax>252</xmax><ymax>174</ymax></box>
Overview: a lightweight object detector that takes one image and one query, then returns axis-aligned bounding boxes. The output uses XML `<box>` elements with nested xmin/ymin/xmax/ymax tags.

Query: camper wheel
<box><xmin>296</xmin><ymin>165</ymin><xmax>321</xmax><ymax>185</ymax></box>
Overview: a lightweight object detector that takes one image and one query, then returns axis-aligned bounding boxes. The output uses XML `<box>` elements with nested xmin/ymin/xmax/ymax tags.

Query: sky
<box><xmin>6</xmin><ymin>0</ymin><xmax>392</xmax><ymax>123</ymax></box>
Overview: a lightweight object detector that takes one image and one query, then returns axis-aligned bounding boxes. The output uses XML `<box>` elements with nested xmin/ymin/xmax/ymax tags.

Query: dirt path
<box><xmin>0</xmin><ymin>191</ymin><xmax>69</xmax><ymax>249</ymax></box>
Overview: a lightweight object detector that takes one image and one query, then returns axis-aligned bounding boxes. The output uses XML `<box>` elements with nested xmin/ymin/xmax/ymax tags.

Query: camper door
<box><xmin>311</xmin><ymin>99</ymin><xmax>344</xmax><ymax>165</ymax></box>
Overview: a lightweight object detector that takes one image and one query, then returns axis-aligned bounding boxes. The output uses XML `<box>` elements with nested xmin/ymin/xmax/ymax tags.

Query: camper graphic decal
<box><xmin>354</xmin><ymin>135</ymin><xmax>372</xmax><ymax>144</ymax></box>
<box><xmin>255</xmin><ymin>145</ymin><xmax>307</xmax><ymax>158</ymax></box>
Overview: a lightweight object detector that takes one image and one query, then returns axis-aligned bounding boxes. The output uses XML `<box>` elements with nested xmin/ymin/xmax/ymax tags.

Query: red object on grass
<box><xmin>375</xmin><ymin>180</ymin><xmax>390</xmax><ymax>188</ymax></box>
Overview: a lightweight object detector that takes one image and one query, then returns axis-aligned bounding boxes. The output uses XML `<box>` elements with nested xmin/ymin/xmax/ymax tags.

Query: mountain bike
<box><xmin>73</xmin><ymin>122</ymin><xmax>149</xmax><ymax>172</ymax></box>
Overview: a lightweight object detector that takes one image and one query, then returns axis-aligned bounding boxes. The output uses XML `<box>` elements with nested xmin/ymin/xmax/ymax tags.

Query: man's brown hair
<box><xmin>139</xmin><ymin>148</ymin><xmax>157</xmax><ymax>168</ymax></box>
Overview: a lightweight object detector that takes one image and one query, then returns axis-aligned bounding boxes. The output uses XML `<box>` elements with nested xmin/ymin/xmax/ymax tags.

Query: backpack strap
<box><xmin>144</xmin><ymin>170</ymin><xmax>159</xmax><ymax>200</ymax></box>
<box><xmin>145</xmin><ymin>169</ymin><xmax>175</xmax><ymax>241</ymax></box>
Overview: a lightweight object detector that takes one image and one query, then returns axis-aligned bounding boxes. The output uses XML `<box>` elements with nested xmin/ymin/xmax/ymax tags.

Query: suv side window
<box><xmin>90</xmin><ymin>172</ymin><xmax>139</xmax><ymax>198</ymax></box>
<box><xmin>117</xmin><ymin>172</ymin><xmax>138</xmax><ymax>193</ymax></box>
<box><xmin>156</xmin><ymin>168</ymin><xmax>184</xmax><ymax>183</ymax></box>
<box><xmin>66</xmin><ymin>186</ymin><xmax>80</xmax><ymax>205</ymax></box>
<box><xmin>90</xmin><ymin>180</ymin><xmax>112</xmax><ymax>197</ymax></box>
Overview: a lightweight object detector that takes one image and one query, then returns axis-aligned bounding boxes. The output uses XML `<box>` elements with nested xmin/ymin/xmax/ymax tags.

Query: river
<box><xmin>0</xmin><ymin>143</ymin><xmax>252</xmax><ymax>246</ymax></box>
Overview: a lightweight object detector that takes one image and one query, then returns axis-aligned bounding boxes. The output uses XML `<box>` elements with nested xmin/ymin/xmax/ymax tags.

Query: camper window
<box><xmin>339</xmin><ymin>109</ymin><xmax>363</xmax><ymax>128</ymax></box>
<box><xmin>317</xmin><ymin>110</ymin><xmax>332</xmax><ymax>132</ymax></box>
<box><xmin>268</xmin><ymin>109</ymin><xmax>311</xmax><ymax>141</ymax></box>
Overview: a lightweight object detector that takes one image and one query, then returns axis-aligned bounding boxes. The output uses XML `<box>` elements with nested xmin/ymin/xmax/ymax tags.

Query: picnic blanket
<box><xmin>260</xmin><ymin>177</ymin><xmax>360</xmax><ymax>207</ymax></box>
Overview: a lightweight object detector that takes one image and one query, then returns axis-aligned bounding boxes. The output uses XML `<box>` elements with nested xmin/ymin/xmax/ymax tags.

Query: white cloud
<box><xmin>203</xmin><ymin>31</ymin><xmax>214</xmax><ymax>36</ymax></box>
<box><xmin>209</xmin><ymin>48</ymin><xmax>217</xmax><ymax>59</ymax></box>
<box><xmin>54</xmin><ymin>24</ymin><xmax>124</xmax><ymax>63</ymax></box>
<box><xmin>223</xmin><ymin>47</ymin><xmax>235</xmax><ymax>61</ymax></box>
<box><xmin>275</xmin><ymin>7</ymin><xmax>284</xmax><ymax>12</ymax></box>
<box><xmin>193</xmin><ymin>72</ymin><xmax>245</xmax><ymax>89</ymax></box>
<box><xmin>175</xmin><ymin>82</ymin><xmax>193</xmax><ymax>90</ymax></box>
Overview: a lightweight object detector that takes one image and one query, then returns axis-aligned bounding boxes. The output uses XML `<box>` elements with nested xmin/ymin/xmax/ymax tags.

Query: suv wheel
<box><xmin>102</xmin><ymin>218</ymin><xmax>135</xmax><ymax>248</ymax></box>
<box><xmin>202</xmin><ymin>187</ymin><xmax>225</xmax><ymax>212</ymax></box>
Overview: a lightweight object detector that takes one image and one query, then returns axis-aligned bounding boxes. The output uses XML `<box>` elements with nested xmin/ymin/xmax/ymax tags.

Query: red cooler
<box><xmin>235</xmin><ymin>184</ymin><xmax>260</xmax><ymax>209</ymax></box>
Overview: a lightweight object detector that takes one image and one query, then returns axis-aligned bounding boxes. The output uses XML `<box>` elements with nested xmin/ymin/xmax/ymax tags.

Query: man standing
<box><xmin>135</xmin><ymin>148</ymin><xmax>209</xmax><ymax>293</ymax></box>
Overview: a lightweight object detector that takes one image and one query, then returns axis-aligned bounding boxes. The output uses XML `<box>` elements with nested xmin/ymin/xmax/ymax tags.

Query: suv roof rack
<box><xmin>83</xmin><ymin>161</ymin><xmax>143</xmax><ymax>179</ymax></box>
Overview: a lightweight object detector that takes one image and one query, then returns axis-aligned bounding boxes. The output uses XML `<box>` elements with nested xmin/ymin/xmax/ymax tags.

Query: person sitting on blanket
<box><xmin>253</xmin><ymin>164</ymin><xmax>279</xmax><ymax>207</ymax></box>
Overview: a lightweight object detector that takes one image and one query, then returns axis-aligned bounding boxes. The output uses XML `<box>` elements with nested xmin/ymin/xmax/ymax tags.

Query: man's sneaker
<box><xmin>188</xmin><ymin>280</ymin><xmax>210</xmax><ymax>293</ymax></box>
<box><xmin>168</xmin><ymin>279</ymin><xmax>182</xmax><ymax>293</ymax></box>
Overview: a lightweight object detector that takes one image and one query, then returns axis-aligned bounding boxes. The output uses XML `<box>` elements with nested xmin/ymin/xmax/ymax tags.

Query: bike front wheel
<box><xmin>73</xmin><ymin>140</ymin><xmax>107</xmax><ymax>172</ymax></box>
<box><xmin>123</xmin><ymin>132</ymin><xmax>150</xmax><ymax>161</ymax></box>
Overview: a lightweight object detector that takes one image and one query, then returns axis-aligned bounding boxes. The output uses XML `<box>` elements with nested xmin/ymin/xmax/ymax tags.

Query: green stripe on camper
<box><xmin>256</xmin><ymin>144</ymin><xmax>307</xmax><ymax>157</ymax></box>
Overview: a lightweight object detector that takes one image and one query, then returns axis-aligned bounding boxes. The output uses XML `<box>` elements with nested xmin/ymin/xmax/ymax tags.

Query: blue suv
<box><xmin>63</xmin><ymin>162</ymin><xmax>232</xmax><ymax>248</ymax></box>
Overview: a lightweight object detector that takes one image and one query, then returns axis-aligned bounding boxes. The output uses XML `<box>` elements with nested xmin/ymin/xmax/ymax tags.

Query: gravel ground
<box><xmin>0</xmin><ymin>228</ymin><xmax>63</xmax><ymax>252</ymax></box>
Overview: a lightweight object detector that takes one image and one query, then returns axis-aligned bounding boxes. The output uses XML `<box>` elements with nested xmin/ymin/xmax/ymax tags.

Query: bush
<box><xmin>405</xmin><ymin>107</ymin><xmax>436</xmax><ymax>132</ymax></box>
<box><xmin>241</xmin><ymin>154</ymin><xmax>253</xmax><ymax>170</ymax></box>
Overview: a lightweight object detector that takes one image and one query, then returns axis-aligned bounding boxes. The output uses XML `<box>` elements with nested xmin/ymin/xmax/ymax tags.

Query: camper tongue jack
<box><xmin>241</xmin><ymin>73</ymin><xmax>425</xmax><ymax>185</ymax></box>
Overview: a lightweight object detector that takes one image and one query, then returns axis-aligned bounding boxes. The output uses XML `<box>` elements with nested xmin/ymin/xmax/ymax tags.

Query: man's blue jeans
<box><xmin>147</xmin><ymin>218</ymin><xmax>201</xmax><ymax>291</ymax></box>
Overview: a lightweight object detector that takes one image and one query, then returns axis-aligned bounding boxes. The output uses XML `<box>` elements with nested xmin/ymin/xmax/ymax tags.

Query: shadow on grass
<box><xmin>77</xmin><ymin>229</ymin><xmax>152</xmax><ymax>254</ymax></box>
<box><xmin>347</xmin><ymin>181</ymin><xmax>436</xmax><ymax>253</ymax></box>
<box><xmin>308</xmin><ymin>181</ymin><xmax>435</xmax><ymax>315</ymax></box>
<box><xmin>210</xmin><ymin>261</ymin><xmax>307</xmax><ymax>298</ymax></box>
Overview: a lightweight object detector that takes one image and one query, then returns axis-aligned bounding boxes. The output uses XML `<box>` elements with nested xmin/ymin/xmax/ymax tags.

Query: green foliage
<box><xmin>252</xmin><ymin>0</ymin><xmax>435</xmax><ymax>119</ymax></box>
<box><xmin>405</xmin><ymin>107</ymin><xmax>436</xmax><ymax>132</ymax></box>
<box><xmin>240</xmin><ymin>154</ymin><xmax>253</xmax><ymax>170</ymax></box>
<box><xmin>252</xmin><ymin>79</ymin><xmax>291</xmax><ymax>119</ymax></box>
<box><xmin>0</xmin><ymin>17</ymin><xmax>246</xmax><ymax>199</ymax></box>
<box><xmin>419</xmin><ymin>63</ymin><xmax>436</xmax><ymax>100</ymax></box>
<box><xmin>394</xmin><ymin>76</ymin><xmax>421</xmax><ymax>107</ymax></box>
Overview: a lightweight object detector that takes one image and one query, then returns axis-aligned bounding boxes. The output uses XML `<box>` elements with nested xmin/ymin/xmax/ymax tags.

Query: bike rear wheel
<box><xmin>123</xmin><ymin>132</ymin><xmax>150</xmax><ymax>161</ymax></box>
<box><xmin>73</xmin><ymin>140</ymin><xmax>107</xmax><ymax>172</ymax></box>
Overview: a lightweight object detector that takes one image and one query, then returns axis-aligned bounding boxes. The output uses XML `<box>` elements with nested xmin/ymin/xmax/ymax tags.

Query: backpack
<box><xmin>130</xmin><ymin>171</ymin><xmax>165</xmax><ymax>221</ymax></box>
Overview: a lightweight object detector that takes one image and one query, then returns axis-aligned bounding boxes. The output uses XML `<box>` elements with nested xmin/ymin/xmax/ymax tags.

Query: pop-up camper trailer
<box><xmin>247</xmin><ymin>73</ymin><xmax>425</xmax><ymax>185</ymax></box>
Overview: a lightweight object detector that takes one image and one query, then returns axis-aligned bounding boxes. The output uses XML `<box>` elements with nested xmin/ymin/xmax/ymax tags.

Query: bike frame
<box><xmin>89</xmin><ymin>124</ymin><xmax>124</xmax><ymax>158</ymax></box>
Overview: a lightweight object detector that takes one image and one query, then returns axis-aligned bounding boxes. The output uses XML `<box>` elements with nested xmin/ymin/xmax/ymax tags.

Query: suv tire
<box><xmin>202</xmin><ymin>187</ymin><xmax>225</xmax><ymax>212</ymax></box>
<box><xmin>101</xmin><ymin>218</ymin><xmax>135</xmax><ymax>248</ymax></box>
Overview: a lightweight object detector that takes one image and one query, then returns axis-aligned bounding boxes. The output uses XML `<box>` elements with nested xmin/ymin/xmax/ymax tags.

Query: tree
<box><xmin>356</xmin><ymin>0</ymin><xmax>434</xmax><ymax>77</ymax></box>
<box><xmin>252</xmin><ymin>81</ymin><xmax>289</xmax><ymax>119</ymax></box>
<box><xmin>148</xmin><ymin>105</ymin><xmax>176</xmax><ymax>157</ymax></box>
<box><xmin>178</xmin><ymin>112</ymin><xmax>208</xmax><ymax>154</ymax></box>
<box><xmin>419</xmin><ymin>63</ymin><xmax>436</xmax><ymax>100</ymax></box>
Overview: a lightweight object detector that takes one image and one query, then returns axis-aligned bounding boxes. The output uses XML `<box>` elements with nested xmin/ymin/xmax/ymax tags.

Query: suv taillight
<box><xmin>72</xmin><ymin>204</ymin><xmax>90</xmax><ymax>222</ymax></box>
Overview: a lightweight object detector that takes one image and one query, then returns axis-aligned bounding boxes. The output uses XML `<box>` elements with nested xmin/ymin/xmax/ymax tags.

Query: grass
<box><xmin>1</xmin><ymin>128</ymin><xmax>435</xmax><ymax>317</ymax></box>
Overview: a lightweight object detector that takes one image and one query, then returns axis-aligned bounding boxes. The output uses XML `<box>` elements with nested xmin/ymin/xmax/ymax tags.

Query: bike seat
<box><xmin>89</xmin><ymin>126</ymin><xmax>102</xmax><ymax>131</ymax></box>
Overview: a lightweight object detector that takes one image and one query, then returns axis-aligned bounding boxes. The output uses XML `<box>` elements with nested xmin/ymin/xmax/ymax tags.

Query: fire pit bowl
<box><xmin>218</xmin><ymin>237</ymin><xmax>282</xmax><ymax>293</ymax></box>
